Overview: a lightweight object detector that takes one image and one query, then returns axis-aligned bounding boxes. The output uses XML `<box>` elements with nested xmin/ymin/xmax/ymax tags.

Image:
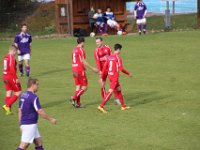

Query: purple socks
<box><xmin>35</xmin><ymin>145</ymin><xmax>44</xmax><ymax>150</ymax></box>
<box><xmin>26</xmin><ymin>65</ymin><xmax>30</xmax><ymax>77</ymax></box>
<box><xmin>18</xmin><ymin>64</ymin><xmax>23</xmax><ymax>75</ymax></box>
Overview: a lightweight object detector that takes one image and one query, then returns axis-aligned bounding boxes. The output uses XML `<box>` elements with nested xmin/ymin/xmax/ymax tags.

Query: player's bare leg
<box><xmin>18</xmin><ymin>60</ymin><xmax>23</xmax><ymax>76</ymax></box>
<box><xmin>17</xmin><ymin>142</ymin><xmax>29</xmax><ymax>150</ymax></box>
<box><xmin>34</xmin><ymin>138</ymin><xmax>44</xmax><ymax>150</ymax></box>
<box><xmin>24</xmin><ymin>59</ymin><xmax>30</xmax><ymax>77</ymax></box>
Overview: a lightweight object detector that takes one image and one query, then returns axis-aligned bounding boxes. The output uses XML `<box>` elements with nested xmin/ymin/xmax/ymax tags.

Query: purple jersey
<box><xmin>105</xmin><ymin>11</ymin><xmax>115</xmax><ymax>20</ymax></box>
<box><xmin>134</xmin><ymin>2</ymin><xmax>147</xmax><ymax>19</ymax></box>
<box><xmin>19</xmin><ymin>91</ymin><xmax>42</xmax><ymax>125</ymax></box>
<box><xmin>14</xmin><ymin>32</ymin><xmax>32</xmax><ymax>55</ymax></box>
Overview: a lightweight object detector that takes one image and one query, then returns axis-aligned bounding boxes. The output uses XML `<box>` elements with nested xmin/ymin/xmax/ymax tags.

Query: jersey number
<box><xmin>4</xmin><ymin>60</ymin><xmax>7</xmax><ymax>70</ymax></box>
<box><xmin>73</xmin><ymin>53</ymin><xmax>76</xmax><ymax>63</ymax></box>
<box><xmin>109</xmin><ymin>61</ymin><xmax>113</xmax><ymax>71</ymax></box>
<box><xmin>20</xmin><ymin>98</ymin><xmax>25</xmax><ymax>109</ymax></box>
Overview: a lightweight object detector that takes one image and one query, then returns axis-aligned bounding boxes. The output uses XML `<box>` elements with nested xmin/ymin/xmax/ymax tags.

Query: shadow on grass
<box><xmin>33</xmin><ymin>68</ymin><xmax>68</xmax><ymax>77</ymax></box>
<box><xmin>86</xmin><ymin>91</ymin><xmax>173</xmax><ymax>107</ymax></box>
<box><xmin>82</xmin><ymin>143</ymin><xmax>114</xmax><ymax>150</ymax></box>
<box><xmin>124</xmin><ymin>91</ymin><xmax>173</xmax><ymax>107</ymax></box>
<box><xmin>42</xmin><ymin>99</ymin><xmax>67</xmax><ymax>108</ymax></box>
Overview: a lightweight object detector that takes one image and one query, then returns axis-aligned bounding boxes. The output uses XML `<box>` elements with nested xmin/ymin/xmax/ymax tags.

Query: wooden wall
<box><xmin>55</xmin><ymin>0</ymin><xmax>133</xmax><ymax>34</ymax></box>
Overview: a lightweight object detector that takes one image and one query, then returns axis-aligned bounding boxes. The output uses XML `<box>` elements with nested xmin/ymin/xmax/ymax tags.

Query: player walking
<box><xmin>98</xmin><ymin>44</ymin><xmax>132</xmax><ymax>113</ymax></box>
<box><xmin>134</xmin><ymin>0</ymin><xmax>147</xmax><ymax>35</ymax></box>
<box><xmin>94</xmin><ymin>37</ymin><xmax>121</xmax><ymax>105</ymax></box>
<box><xmin>14</xmin><ymin>24</ymin><xmax>32</xmax><ymax>77</ymax></box>
<box><xmin>16</xmin><ymin>78</ymin><xmax>56</xmax><ymax>150</ymax></box>
<box><xmin>70</xmin><ymin>37</ymin><xmax>98</xmax><ymax>108</ymax></box>
<box><xmin>2</xmin><ymin>44</ymin><xmax>22</xmax><ymax>115</ymax></box>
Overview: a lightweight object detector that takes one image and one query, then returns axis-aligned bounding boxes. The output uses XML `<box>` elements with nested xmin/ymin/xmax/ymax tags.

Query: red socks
<box><xmin>100</xmin><ymin>91</ymin><xmax>112</xmax><ymax>107</ymax></box>
<box><xmin>101</xmin><ymin>87</ymin><xmax>106</xmax><ymax>99</ymax></box>
<box><xmin>6</xmin><ymin>95</ymin><xmax>19</xmax><ymax>107</ymax></box>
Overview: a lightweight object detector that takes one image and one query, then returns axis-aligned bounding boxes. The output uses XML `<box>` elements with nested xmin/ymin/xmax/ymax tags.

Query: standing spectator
<box><xmin>2</xmin><ymin>44</ymin><xmax>22</xmax><ymax>115</ymax></box>
<box><xmin>14</xmin><ymin>24</ymin><xmax>32</xmax><ymax>77</ymax></box>
<box><xmin>94</xmin><ymin>9</ymin><xmax>108</xmax><ymax>36</ymax></box>
<box><xmin>16</xmin><ymin>78</ymin><xmax>56</xmax><ymax>150</ymax></box>
<box><xmin>88</xmin><ymin>6</ymin><xmax>96</xmax><ymax>33</ymax></box>
<box><xmin>134</xmin><ymin>0</ymin><xmax>147</xmax><ymax>35</ymax></box>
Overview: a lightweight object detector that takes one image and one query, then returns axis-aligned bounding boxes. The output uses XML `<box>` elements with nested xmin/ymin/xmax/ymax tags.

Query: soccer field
<box><xmin>0</xmin><ymin>31</ymin><xmax>200</xmax><ymax>150</ymax></box>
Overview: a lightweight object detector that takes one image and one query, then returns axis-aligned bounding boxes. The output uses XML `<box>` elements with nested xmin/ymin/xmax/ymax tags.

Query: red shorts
<box><xmin>73</xmin><ymin>72</ymin><xmax>88</xmax><ymax>86</ymax></box>
<box><xmin>109</xmin><ymin>80</ymin><xmax>120</xmax><ymax>90</ymax></box>
<box><xmin>2</xmin><ymin>76</ymin><xmax>22</xmax><ymax>92</ymax></box>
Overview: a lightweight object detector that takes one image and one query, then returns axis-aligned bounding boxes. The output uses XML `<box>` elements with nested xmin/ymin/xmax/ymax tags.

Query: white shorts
<box><xmin>136</xmin><ymin>18</ymin><xmax>147</xmax><ymax>24</ymax></box>
<box><xmin>107</xmin><ymin>19</ymin><xmax>118</xmax><ymax>27</ymax></box>
<box><xmin>18</xmin><ymin>54</ymin><xmax>30</xmax><ymax>61</ymax></box>
<box><xmin>20</xmin><ymin>124</ymin><xmax>41</xmax><ymax>144</ymax></box>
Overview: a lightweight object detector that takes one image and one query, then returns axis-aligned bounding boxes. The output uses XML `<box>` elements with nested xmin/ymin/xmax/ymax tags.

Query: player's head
<box><xmin>21</xmin><ymin>23</ymin><xmax>28</xmax><ymax>33</ymax></box>
<box><xmin>27</xmin><ymin>78</ymin><xmax>39</xmax><ymax>93</ymax></box>
<box><xmin>95</xmin><ymin>37</ymin><xmax>103</xmax><ymax>48</ymax></box>
<box><xmin>9</xmin><ymin>44</ymin><xmax>18</xmax><ymax>55</ymax></box>
<box><xmin>97</xmin><ymin>8</ymin><xmax>102</xmax><ymax>13</ymax></box>
<box><xmin>107</xmin><ymin>7</ymin><xmax>111</xmax><ymax>12</ymax></box>
<box><xmin>114</xmin><ymin>43</ymin><xmax>122</xmax><ymax>54</ymax></box>
<box><xmin>90</xmin><ymin>6</ymin><xmax>94</xmax><ymax>11</ymax></box>
<box><xmin>77</xmin><ymin>37</ymin><xmax>85</xmax><ymax>47</ymax></box>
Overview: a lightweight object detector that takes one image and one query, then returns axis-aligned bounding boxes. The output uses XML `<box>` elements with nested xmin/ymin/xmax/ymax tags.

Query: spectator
<box><xmin>88</xmin><ymin>6</ymin><xmax>95</xmax><ymax>33</ymax></box>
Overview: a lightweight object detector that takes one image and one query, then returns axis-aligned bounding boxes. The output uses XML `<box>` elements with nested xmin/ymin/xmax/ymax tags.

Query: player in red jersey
<box><xmin>70</xmin><ymin>37</ymin><xmax>98</xmax><ymax>108</ymax></box>
<box><xmin>94</xmin><ymin>37</ymin><xmax>112</xmax><ymax>97</ymax></box>
<box><xmin>2</xmin><ymin>44</ymin><xmax>22</xmax><ymax>115</ymax></box>
<box><xmin>98</xmin><ymin>43</ymin><xmax>132</xmax><ymax>113</ymax></box>
<box><xmin>94</xmin><ymin>37</ymin><xmax>121</xmax><ymax>105</ymax></box>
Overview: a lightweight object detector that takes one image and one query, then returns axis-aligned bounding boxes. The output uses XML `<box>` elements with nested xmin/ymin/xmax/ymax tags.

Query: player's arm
<box><xmin>144</xmin><ymin>5</ymin><xmax>147</xmax><ymax>18</ymax></box>
<box><xmin>82</xmin><ymin>58</ymin><xmax>98</xmax><ymax>73</ymax></box>
<box><xmin>94</xmin><ymin>50</ymin><xmax>101</xmax><ymax>71</ymax></box>
<box><xmin>118</xmin><ymin>56</ymin><xmax>132</xmax><ymax>77</ymax></box>
<box><xmin>29</xmin><ymin>36</ymin><xmax>32</xmax><ymax>54</ymax></box>
<box><xmin>14</xmin><ymin>35</ymin><xmax>21</xmax><ymax>54</ymax></box>
<box><xmin>37</xmin><ymin>109</ymin><xmax>57</xmax><ymax>125</ymax></box>
<box><xmin>33</xmin><ymin>97</ymin><xmax>56</xmax><ymax>125</ymax></box>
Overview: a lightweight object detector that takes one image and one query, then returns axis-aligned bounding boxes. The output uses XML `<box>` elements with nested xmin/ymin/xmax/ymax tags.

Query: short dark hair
<box><xmin>77</xmin><ymin>37</ymin><xmax>85</xmax><ymax>44</ymax></box>
<box><xmin>114</xmin><ymin>43</ymin><xmax>122</xmax><ymax>51</ymax></box>
<box><xmin>27</xmin><ymin>78</ymin><xmax>38</xmax><ymax>88</ymax></box>
<box><xmin>21</xmin><ymin>23</ymin><xmax>27</xmax><ymax>28</ymax></box>
<box><xmin>95</xmin><ymin>37</ymin><xmax>103</xmax><ymax>41</ymax></box>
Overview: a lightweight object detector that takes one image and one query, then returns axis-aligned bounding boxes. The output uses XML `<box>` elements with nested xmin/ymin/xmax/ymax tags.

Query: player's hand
<box><xmin>50</xmin><ymin>118</ymin><xmax>57</xmax><ymax>125</ymax></box>
<box><xmin>99</xmin><ymin>79</ymin><xmax>105</xmax><ymax>87</ymax></box>
<box><xmin>16</xmin><ymin>78</ymin><xmax>20</xmax><ymax>83</ymax></box>
<box><xmin>17</xmin><ymin>50</ymin><xmax>21</xmax><ymax>54</ymax></box>
<box><xmin>92</xmin><ymin>67</ymin><xmax>99</xmax><ymax>73</ymax></box>
<box><xmin>129</xmin><ymin>73</ymin><xmax>133</xmax><ymax>77</ymax></box>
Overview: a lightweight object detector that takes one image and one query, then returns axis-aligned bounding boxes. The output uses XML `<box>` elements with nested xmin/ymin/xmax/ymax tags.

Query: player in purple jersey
<box><xmin>16</xmin><ymin>78</ymin><xmax>56</xmax><ymax>150</ymax></box>
<box><xmin>134</xmin><ymin>0</ymin><xmax>147</xmax><ymax>35</ymax></box>
<box><xmin>14</xmin><ymin>24</ymin><xmax>32</xmax><ymax>77</ymax></box>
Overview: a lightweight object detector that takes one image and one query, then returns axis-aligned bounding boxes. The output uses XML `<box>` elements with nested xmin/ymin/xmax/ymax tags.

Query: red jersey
<box><xmin>3</xmin><ymin>54</ymin><xmax>17</xmax><ymax>78</ymax></box>
<box><xmin>101</xmin><ymin>53</ymin><xmax>130</xmax><ymax>81</ymax></box>
<box><xmin>72</xmin><ymin>47</ymin><xmax>86</xmax><ymax>73</ymax></box>
<box><xmin>94</xmin><ymin>45</ymin><xmax>112</xmax><ymax>71</ymax></box>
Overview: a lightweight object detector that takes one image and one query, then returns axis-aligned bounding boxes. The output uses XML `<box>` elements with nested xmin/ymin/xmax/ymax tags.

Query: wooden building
<box><xmin>55</xmin><ymin>0</ymin><xmax>134</xmax><ymax>35</ymax></box>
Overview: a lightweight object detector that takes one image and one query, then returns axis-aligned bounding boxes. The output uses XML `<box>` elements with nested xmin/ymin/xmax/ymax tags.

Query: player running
<box><xmin>70</xmin><ymin>37</ymin><xmax>98</xmax><ymax>108</ymax></box>
<box><xmin>14</xmin><ymin>24</ymin><xmax>32</xmax><ymax>77</ymax></box>
<box><xmin>134</xmin><ymin>0</ymin><xmax>147</xmax><ymax>35</ymax></box>
<box><xmin>98</xmin><ymin>44</ymin><xmax>132</xmax><ymax>113</ymax></box>
<box><xmin>16</xmin><ymin>78</ymin><xmax>56</xmax><ymax>150</ymax></box>
<box><xmin>94</xmin><ymin>37</ymin><xmax>121</xmax><ymax>105</ymax></box>
<box><xmin>2</xmin><ymin>44</ymin><xmax>22</xmax><ymax>115</ymax></box>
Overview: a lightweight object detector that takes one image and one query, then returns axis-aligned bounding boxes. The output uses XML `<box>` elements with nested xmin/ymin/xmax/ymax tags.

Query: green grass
<box><xmin>0</xmin><ymin>31</ymin><xmax>200</xmax><ymax>150</ymax></box>
<box><xmin>128</xmin><ymin>13</ymin><xmax>198</xmax><ymax>32</ymax></box>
